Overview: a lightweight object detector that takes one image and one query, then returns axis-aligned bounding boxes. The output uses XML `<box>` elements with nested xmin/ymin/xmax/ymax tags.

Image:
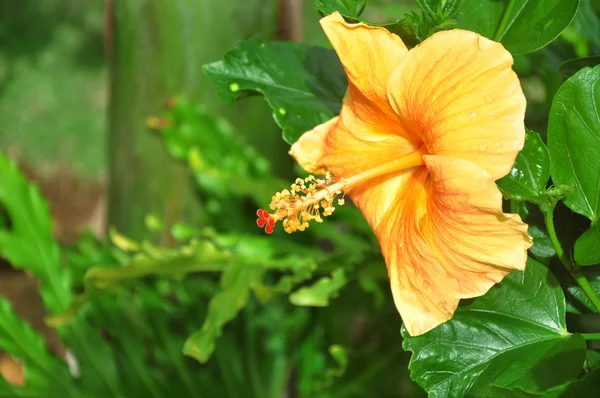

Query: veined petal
<box><xmin>321</xmin><ymin>12</ymin><xmax>415</xmax><ymax>141</ymax></box>
<box><xmin>289</xmin><ymin>117</ymin><xmax>338</xmax><ymax>175</ymax></box>
<box><xmin>388</xmin><ymin>29</ymin><xmax>526</xmax><ymax>180</ymax></box>
<box><xmin>376</xmin><ymin>156</ymin><xmax>531</xmax><ymax>336</ymax></box>
<box><xmin>291</xmin><ymin>117</ymin><xmax>417</xmax><ymax>227</ymax></box>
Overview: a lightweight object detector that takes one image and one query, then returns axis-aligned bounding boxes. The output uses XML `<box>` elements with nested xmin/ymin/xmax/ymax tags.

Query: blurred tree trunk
<box><xmin>106</xmin><ymin>0</ymin><xmax>284</xmax><ymax>241</ymax></box>
<box><xmin>277</xmin><ymin>0</ymin><xmax>304</xmax><ymax>41</ymax></box>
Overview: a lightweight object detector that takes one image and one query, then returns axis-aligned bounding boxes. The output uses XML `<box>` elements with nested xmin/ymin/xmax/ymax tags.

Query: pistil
<box><xmin>257</xmin><ymin>147</ymin><xmax>426</xmax><ymax>234</ymax></box>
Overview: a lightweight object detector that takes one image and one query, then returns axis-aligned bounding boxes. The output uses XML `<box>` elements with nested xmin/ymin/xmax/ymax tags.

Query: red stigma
<box><xmin>256</xmin><ymin>209</ymin><xmax>274</xmax><ymax>234</ymax></box>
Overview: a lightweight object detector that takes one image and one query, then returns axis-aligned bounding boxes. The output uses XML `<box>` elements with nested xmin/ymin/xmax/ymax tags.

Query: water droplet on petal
<box><xmin>485</xmin><ymin>96</ymin><xmax>493</xmax><ymax>103</ymax></box>
<box><xmin>479</xmin><ymin>143</ymin><xmax>487</xmax><ymax>151</ymax></box>
<box><xmin>495</xmin><ymin>141</ymin><xmax>501</xmax><ymax>147</ymax></box>
<box><xmin>229</xmin><ymin>82</ymin><xmax>240</xmax><ymax>92</ymax></box>
<box><xmin>470</xmin><ymin>112</ymin><xmax>478</xmax><ymax>118</ymax></box>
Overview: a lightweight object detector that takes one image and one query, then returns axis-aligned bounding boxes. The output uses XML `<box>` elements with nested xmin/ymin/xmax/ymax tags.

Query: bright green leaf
<box><xmin>548</xmin><ymin>65</ymin><xmax>600</xmax><ymax>265</ymax></box>
<box><xmin>204</xmin><ymin>38</ymin><xmax>346</xmax><ymax>144</ymax></box>
<box><xmin>108</xmin><ymin>227</ymin><xmax>140</xmax><ymax>252</ymax></box>
<box><xmin>402</xmin><ymin>259</ymin><xmax>586</xmax><ymax>397</ymax></box>
<box><xmin>328</xmin><ymin>344</ymin><xmax>348</xmax><ymax>376</ymax></box>
<box><xmin>457</xmin><ymin>0</ymin><xmax>580</xmax><ymax>55</ymax></box>
<box><xmin>548</xmin><ymin>66</ymin><xmax>600</xmax><ymax>212</ymax></box>
<box><xmin>497</xmin><ymin>129</ymin><xmax>550</xmax><ymax>202</ymax></box>
<box><xmin>0</xmin><ymin>299</ymin><xmax>75</xmax><ymax>396</ymax></box>
<box><xmin>574</xmin><ymin>224</ymin><xmax>600</xmax><ymax>265</ymax></box>
<box><xmin>0</xmin><ymin>154</ymin><xmax>71</xmax><ymax>314</ymax></box>
<box><xmin>183</xmin><ymin>262</ymin><xmax>264</xmax><ymax>363</ymax></box>
<box><xmin>314</xmin><ymin>0</ymin><xmax>366</xmax><ymax>17</ymax></box>
<box><xmin>290</xmin><ymin>269</ymin><xmax>346</xmax><ymax>307</ymax></box>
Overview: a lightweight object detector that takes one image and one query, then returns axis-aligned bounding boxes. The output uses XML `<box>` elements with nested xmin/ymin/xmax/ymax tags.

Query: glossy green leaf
<box><xmin>290</xmin><ymin>269</ymin><xmax>346</xmax><ymax>307</ymax></box>
<box><xmin>558</xmin><ymin>56</ymin><xmax>600</xmax><ymax>77</ymax></box>
<box><xmin>402</xmin><ymin>259</ymin><xmax>586</xmax><ymax>397</ymax></box>
<box><xmin>0</xmin><ymin>154</ymin><xmax>71</xmax><ymax>314</ymax></box>
<box><xmin>548</xmin><ymin>65</ymin><xmax>600</xmax><ymax>266</ymax></box>
<box><xmin>314</xmin><ymin>0</ymin><xmax>366</xmax><ymax>17</ymax></box>
<box><xmin>204</xmin><ymin>38</ymin><xmax>346</xmax><ymax>144</ymax></box>
<box><xmin>574</xmin><ymin>224</ymin><xmax>600</xmax><ymax>265</ymax></box>
<box><xmin>457</xmin><ymin>0</ymin><xmax>580</xmax><ymax>55</ymax></box>
<box><xmin>497</xmin><ymin>129</ymin><xmax>550</xmax><ymax>202</ymax></box>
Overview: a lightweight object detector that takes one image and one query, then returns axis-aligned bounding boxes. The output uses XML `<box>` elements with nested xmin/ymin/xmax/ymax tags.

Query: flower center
<box><xmin>257</xmin><ymin>147</ymin><xmax>427</xmax><ymax>234</ymax></box>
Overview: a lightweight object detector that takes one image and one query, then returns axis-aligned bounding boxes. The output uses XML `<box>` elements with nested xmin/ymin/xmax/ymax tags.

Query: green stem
<box><xmin>582</xmin><ymin>333</ymin><xmax>600</xmax><ymax>340</ymax></box>
<box><xmin>543</xmin><ymin>206</ymin><xmax>600</xmax><ymax>313</ymax></box>
<box><xmin>543</xmin><ymin>206</ymin><xmax>571</xmax><ymax>267</ymax></box>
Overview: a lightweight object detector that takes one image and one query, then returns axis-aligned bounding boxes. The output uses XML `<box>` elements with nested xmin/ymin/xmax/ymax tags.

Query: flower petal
<box><xmin>321</xmin><ymin>12</ymin><xmax>415</xmax><ymax>141</ymax></box>
<box><xmin>388</xmin><ymin>29</ymin><xmax>526</xmax><ymax>180</ymax></box>
<box><xmin>289</xmin><ymin>117</ymin><xmax>338</xmax><ymax>175</ymax></box>
<box><xmin>291</xmin><ymin>116</ymin><xmax>417</xmax><ymax>227</ymax></box>
<box><xmin>376</xmin><ymin>156</ymin><xmax>531</xmax><ymax>336</ymax></box>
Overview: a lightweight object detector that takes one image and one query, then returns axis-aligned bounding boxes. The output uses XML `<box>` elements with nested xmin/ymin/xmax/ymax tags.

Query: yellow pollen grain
<box><xmin>266</xmin><ymin>172</ymin><xmax>345</xmax><ymax>234</ymax></box>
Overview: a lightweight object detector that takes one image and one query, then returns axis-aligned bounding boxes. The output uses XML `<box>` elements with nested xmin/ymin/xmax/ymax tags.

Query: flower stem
<box><xmin>582</xmin><ymin>333</ymin><xmax>600</xmax><ymax>340</ymax></box>
<box><xmin>542</xmin><ymin>205</ymin><xmax>600</xmax><ymax>313</ymax></box>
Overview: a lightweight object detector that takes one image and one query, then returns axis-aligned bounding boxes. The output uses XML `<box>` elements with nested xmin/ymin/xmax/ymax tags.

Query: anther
<box><xmin>255</xmin><ymin>173</ymin><xmax>347</xmax><ymax>234</ymax></box>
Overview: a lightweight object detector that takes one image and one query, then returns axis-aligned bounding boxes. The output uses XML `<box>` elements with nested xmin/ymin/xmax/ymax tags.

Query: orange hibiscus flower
<box><xmin>257</xmin><ymin>12</ymin><xmax>532</xmax><ymax>336</ymax></box>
